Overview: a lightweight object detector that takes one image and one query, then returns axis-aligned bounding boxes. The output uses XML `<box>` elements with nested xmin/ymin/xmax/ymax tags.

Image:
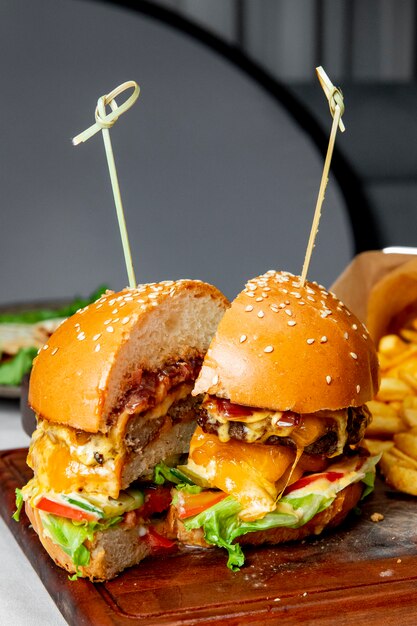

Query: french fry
<box><xmin>376</xmin><ymin>377</ymin><xmax>414</xmax><ymax>402</ymax></box>
<box><xmin>366</xmin><ymin>315</ymin><xmax>417</xmax><ymax>495</ymax></box>
<box><xmin>378</xmin><ymin>334</ymin><xmax>408</xmax><ymax>358</ymax></box>
<box><xmin>384</xmin><ymin>465</ymin><xmax>417</xmax><ymax>497</ymax></box>
<box><xmin>394</xmin><ymin>432</ymin><xmax>417</xmax><ymax>461</ymax></box>
<box><xmin>398</xmin><ymin>369</ymin><xmax>417</xmax><ymax>392</ymax></box>
<box><xmin>366</xmin><ymin>400</ymin><xmax>398</xmax><ymax>418</ymax></box>
<box><xmin>364</xmin><ymin>439</ymin><xmax>394</xmax><ymax>456</ymax></box>
<box><xmin>365</xmin><ymin>414</ymin><xmax>406</xmax><ymax>438</ymax></box>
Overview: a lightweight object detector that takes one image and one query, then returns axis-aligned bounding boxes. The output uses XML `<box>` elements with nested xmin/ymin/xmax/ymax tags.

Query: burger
<box><xmin>14</xmin><ymin>279</ymin><xmax>229</xmax><ymax>580</ymax></box>
<box><xmin>167</xmin><ymin>270</ymin><xmax>380</xmax><ymax>569</ymax></box>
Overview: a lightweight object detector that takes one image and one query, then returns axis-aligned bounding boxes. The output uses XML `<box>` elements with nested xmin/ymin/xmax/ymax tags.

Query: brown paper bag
<box><xmin>331</xmin><ymin>250</ymin><xmax>417</xmax><ymax>343</ymax></box>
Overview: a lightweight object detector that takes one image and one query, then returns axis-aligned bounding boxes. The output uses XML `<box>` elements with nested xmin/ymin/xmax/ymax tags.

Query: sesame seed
<box><xmin>104</xmin><ymin>319</ymin><xmax>111</xmax><ymax>325</ymax></box>
<box><xmin>285</xmin><ymin>309</ymin><xmax>292</xmax><ymax>316</ymax></box>
<box><xmin>352</xmin><ymin>324</ymin><xmax>358</xmax><ymax>330</ymax></box>
<box><xmin>255</xmin><ymin>297</ymin><xmax>263</xmax><ymax>302</ymax></box>
<box><xmin>321</xmin><ymin>336</ymin><xmax>328</xmax><ymax>343</ymax></box>
<box><xmin>93</xmin><ymin>333</ymin><xmax>101</xmax><ymax>341</ymax></box>
<box><xmin>350</xmin><ymin>352</ymin><xmax>358</xmax><ymax>360</ymax></box>
<box><xmin>345</xmin><ymin>310</ymin><xmax>352</xmax><ymax>317</ymax></box>
<box><xmin>95</xmin><ymin>344</ymin><xmax>101</xmax><ymax>352</ymax></box>
<box><xmin>299</xmin><ymin>301</ymin><xmax>305</xmax><ymax>305</ymax></box>
<box><xmin>279</xmin><ymin>303</ymin><xmax>286</xmax><ymax>309</ymax></box>
<box><xmin>77</xmin><ymin>333</ymin><xmax>85</xmax><ymax>341</ymax></box>
<box><xmin>51</xmin><ymin>347</ymin><xmax>58</xmax><ymax>355</ymax></box>
<box><xmin>264</xmin><ymin>345</ymin><xmax>274</xmax><ymax>353</ymax></box>
<box><xmin>285</xmin><ymin>300</ymin><xmax>290</xmax><ymax>305</ymax></box>
<box><xmin>113</xmin><ymin>318</ymin><xmax>119</xmax><ymax>323</ymax></box>
<box><xmin>124</xmin><ymin>296</ymin><xmax>133</xmax><ymax>302</ymax></box>
<box><xmin>263</xmin><ymin>287</ymin><xmax>271</xmax><ymax>291</ymax></box>
<box><xmin>307</xmin><ymin>338</ymin><xmax>315</xmax><ymax>345</ymax></box>
<box><xmin>106</xmin><ymin>326</ymin><xmax>114</xmax><ymax>333</ymax></box>
<box><xmin>307</xmin><ymin>296</ymin><xmax>315</xmax><ymax>302</ymax></box>
<box><xmin>245</xmin><ymin>305</ymin><xmax>254</xmax><ymax>312</ymax></box>
<box><xmin>112</xmin><ymin>309</ymin><xmax>118</xmax><ymax>314</ymax></box>
<box><xmin>362</xmin><ymin>334</ymin><xmax>368</xmax><ymax>340</ymax></box>
<box><xmin>240</xmin><ymin>335</ymin><xmax>247</xmax><ymax>343</ymax></box>
<box><xmin>212</xmin><ymin>374</ymin><xmax>219</xmax><ymax>385</ymax></box>
<box><xmin>119</xmin><ymin>301</ymin><xmax>126</xmax><ymax>307</ymax></box>
<box><xmin>344</xmin><ymin>332</ymin><xmax>349</xmax><ymax>340</ymax></box>
<box><xmin>96</xmin><ymin>304</ymin><xmax>103</xmax><ymax>309</ymax></box>
<box><xmin>270</xmin><ymin>305</ymin><xmax>279</xmax><ymax>313</ymax></box>
<box><xmin>288</xmin><ymin>320</ymin><xmax>296</xmax><ymax>327</ymax></box>
<box><xmin>149</xmin><ymin>293</ymin><xmax>159</xmax><ymax>299</ymax></box>
<box><xmin>248</xmin><ymin>284</ymin><xmax>256</xmax><ymax>291</ymax></box>
<box><xmin>356</xmin><ymin>385</ymin><xmax>361</xmax><ymax>394</ymax></box>
<box><xmin>43</xmin><ymin>344</ymin><xmax>49</xmax><ymax>350</ymax></box>
<box><xmin>258</xmin><ymin>311</ymin><xmax>265</xmax><ymax>318</ymax></box>
<box><xmin>122</xmin><ymin>316</ymin><xmax>130</xmax><ymax>324</ymax></box>
<box><xmin>326</xmin><ymin>375</ymin><xmax>332</xmax><ymax>384</ymax></box>
<box><xmin>246</xmin><ymin>292</ymin><xmax>255</xmax><ymax>298</ymax></box>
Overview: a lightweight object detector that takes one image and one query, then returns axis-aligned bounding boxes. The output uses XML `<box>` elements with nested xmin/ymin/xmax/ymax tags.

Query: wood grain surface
<box><xmin>1</xmin><ymin>448</ymin><xmax>416</xmax><ymax>626</ymax></box>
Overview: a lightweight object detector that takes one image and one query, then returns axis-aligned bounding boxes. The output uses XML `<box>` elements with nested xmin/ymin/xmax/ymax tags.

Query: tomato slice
<box><xmin>177</xmin><ymin>490</ymin><xmax>227</xmax><ymax>519</ymax></box>
<box><xmin>140</xmin><ymin>486</ymin><xmax>172</xmax><ymax>518</ymax></box>
<box><xmin>284</xmin><ymin>471</ymin><xmax>344</xmax><ymax>495</ymax></box>
<box><xmin>145</xmin><ymin>527</ymin><xmax>176</xmax><ymax>551</ymax></box>
<box><xmin>36</xmin><ymin>497</ymin><xmax>99</xmax><ymax>522</ymax></box>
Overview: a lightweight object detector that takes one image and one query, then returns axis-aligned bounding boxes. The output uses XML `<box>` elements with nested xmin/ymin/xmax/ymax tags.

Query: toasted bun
<box><xmin>25</xmin><ymin>502</ymin><xmax>152</xmax><ymax>581</ymax></box>
<box><xmin>169</xmin><ymin>481</ymin><xmax>363</xmax><ymax>549</ymax></box>
<box><xmin>29</xmin><ymin>280</ymin><xmax>229</xmax><ymax>433</ymax></box>
<box><xmin>194</xmin><ymin>271</ymin><xmax>379</xmax><ymax>413</ymax></box>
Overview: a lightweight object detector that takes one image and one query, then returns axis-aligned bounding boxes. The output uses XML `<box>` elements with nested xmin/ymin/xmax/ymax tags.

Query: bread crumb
<box><xmin>370</xmin><ymin>512</ymin><xmax>384</xmax><ymax>522</ymax></box>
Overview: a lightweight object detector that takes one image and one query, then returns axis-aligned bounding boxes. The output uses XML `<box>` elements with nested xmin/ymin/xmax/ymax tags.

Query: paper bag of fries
<box><xmin>332</xmin><ymin>249</ymin><xmax>417</xmax><ymax>496</ymax></box>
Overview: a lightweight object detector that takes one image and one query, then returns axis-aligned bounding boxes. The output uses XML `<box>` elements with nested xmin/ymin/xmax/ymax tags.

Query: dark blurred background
<box><xmin>1</xmin><ymin>0</ymin><xmax>416</xmax><ymax>303</ymax></box>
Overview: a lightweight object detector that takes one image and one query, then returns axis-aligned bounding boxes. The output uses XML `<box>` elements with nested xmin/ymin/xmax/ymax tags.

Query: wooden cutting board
<box><xmin>1</xmin><ymin>448</ymin><xmax>417</xmax><ymax>626</ymax></box>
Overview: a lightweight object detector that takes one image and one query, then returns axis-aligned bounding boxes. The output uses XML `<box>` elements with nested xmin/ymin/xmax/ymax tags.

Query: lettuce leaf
<box><xmin>0</xmin><ymin>285</ymin><xmax>108</xmax><ymax>325</ymax></box>
<box><xmin>154</xmin><ymin>461</ymin><xmax>195</xmax><ymax>486</ymax></box>
<box><xmin>183</xmin><ymin>456</ymin><xmax>379</xmax><ymax>570</ymax></box>
<box><xmin>0</xmin><ymin>347</ymin><xmax>38</xmax><ymax>386</ymax></box>
<box><xmin>40</xmin><ymin>512</ymin><xmax>122</xmax><ymax>579</ymax></box>
<box><xmin>13</xmin><ymin>488</ymin><xmax>24</xmax><ymax>522</ymax></box>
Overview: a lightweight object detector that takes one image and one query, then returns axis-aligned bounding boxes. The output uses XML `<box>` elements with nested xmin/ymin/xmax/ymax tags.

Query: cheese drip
<box><xmin>188</xmin><ymin>427</ymin><xmax>297</xmax><ymax>521</ymax></box>
<box><xmin>28</xmin><ymin>383</ymin><xmax>193</xmax><ymax>498</ymax></box>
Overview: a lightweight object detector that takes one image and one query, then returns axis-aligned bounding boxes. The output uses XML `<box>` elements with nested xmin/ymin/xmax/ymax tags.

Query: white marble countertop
<box><xmin>0</xmin><ymin>399</ymin><xmax>66</xmax><ymax>626</ymax></box>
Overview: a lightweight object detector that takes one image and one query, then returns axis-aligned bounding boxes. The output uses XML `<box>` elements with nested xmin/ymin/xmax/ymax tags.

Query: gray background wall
<box><xmin>2</xmin><ymin>0</ymin><xmax>415</xmax><ymax>306</ymax></box>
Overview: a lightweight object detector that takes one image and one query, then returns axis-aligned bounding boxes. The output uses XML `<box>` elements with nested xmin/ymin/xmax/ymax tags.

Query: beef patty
<box><xmin>197</xmin><ymin>404</ymin><xmax>371</xmax><ymax>457</ymax></box>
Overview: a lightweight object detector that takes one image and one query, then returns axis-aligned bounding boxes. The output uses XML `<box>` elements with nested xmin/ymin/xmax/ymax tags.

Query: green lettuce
<box><xmin>183</xmin><ymin>456</ymin><xmax>379</xmax><ymax>571</ymax></box>
<box><xmin>0</xmin><ymin>346</ymin><xmax>38</xmax><ymax>386</ymax></box>
<box><xmin>13</xmin><ymin>488</ymin><xmax>24</xmax><ymax>522</ymax></box>
<box><xmin>0</xmin><ymin>285</ymin><xmax>108</xmax><ymax>325</ymax></box>
<box><xmin>153</xmin><ymin>461</ymin><xmax>195</xmax><ymax>486</ymax></box>
<box><xmin>40</xmin><ymin>512</ymin><xmax>122</xmax><ymax>579</ymax></box>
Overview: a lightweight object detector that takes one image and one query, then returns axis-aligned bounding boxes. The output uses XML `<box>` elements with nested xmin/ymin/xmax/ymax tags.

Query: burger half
<box><xmin>14</xmin><ymin>279</ymin><xmax>228</xmax><ymax>580</ymax></box>
<box><xmin>167</xmin><ymin>271</ymin><xmax>380</xmax><ymax>569</ymax></box>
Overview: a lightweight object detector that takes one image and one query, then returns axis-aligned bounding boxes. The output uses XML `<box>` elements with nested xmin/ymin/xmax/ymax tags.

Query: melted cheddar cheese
<box><xmin>188</xmin><ymin>427</ymin><xmax>296</xmax><ymax>521</ymax></box>
<box><xmin>28</xmin><ymin>382</ymin><xmax>193</xmax><ymax>498</ymax></box>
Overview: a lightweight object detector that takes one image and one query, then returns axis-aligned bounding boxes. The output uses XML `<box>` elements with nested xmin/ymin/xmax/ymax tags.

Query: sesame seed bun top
<box><xmin>193</xmin><ymin>270</ymin><xmax>380</xmax><ymax>413</ymax></box>
<box><xmin>29</xmin><ymin>279</ymin><xmax>229</xmax><ymax>433</ymax></box>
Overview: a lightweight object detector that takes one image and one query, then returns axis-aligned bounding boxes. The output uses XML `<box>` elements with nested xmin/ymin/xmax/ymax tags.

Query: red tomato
<box><xmin>284</xmin><ymin>471</ymin><xmax>344</xmax><ymax>495</ymax></box>
<box><xmin>177</xmin><ymin>490</ymin><xmax>227</xmax><ymax>519</ymax></box>
<box><xmin>140</xmin><ymin>486</ymin><xmax>172</xmax><ymax>518</ymax></box>
<box><xmin>36</xmin><ymin>497</ymin><xmax>98</xmax><ymax>522</ymax></box>
<box><xmin>145</xmin><ymin>527</ymin><xmax>176</xmax><ymax>551</ymax></box>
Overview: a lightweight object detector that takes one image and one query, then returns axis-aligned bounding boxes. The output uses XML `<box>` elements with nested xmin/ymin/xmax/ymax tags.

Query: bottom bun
<box><xmin>168</xmin><ymin>482</ymin><xmax>363</xmax><ymax>549</ymax></box>
<box><xmin>26</xmin><ymin>503</ymin><xmax>152</xmax><ymax>581</ymax></box>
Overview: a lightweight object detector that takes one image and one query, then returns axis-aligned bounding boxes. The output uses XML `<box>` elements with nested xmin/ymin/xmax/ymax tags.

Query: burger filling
<box><xmin>26</xmin><ymin>357</ymin><xmax>203</xmax><ymax>498</ymax></box>
<box><xmin>197</xmin><ymin>396</ymin><xmax>371</xmax><ymax>457</ymax></box>
<box><xmin>167</xmin><ymin>394</ymin><xmax>378</xmax><ymax>570</ymax></box>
